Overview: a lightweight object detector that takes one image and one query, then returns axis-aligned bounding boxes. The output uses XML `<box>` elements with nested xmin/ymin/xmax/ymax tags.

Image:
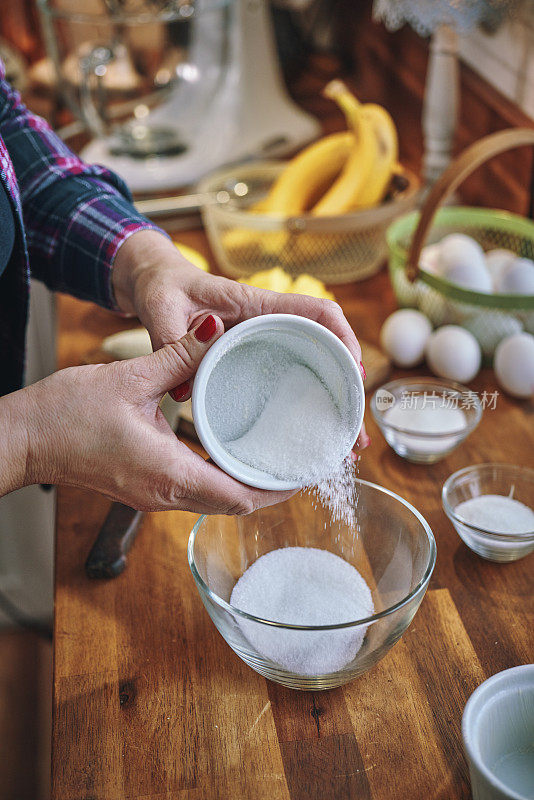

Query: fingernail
<box><xmin>194</xmin><ymin>315</ymin><xmax>217</xmax><ymax>343</ymax></box>
<box><xmin>355</xmin><ymin>434</ymin><xmax>371</xmax><ymax>451</ymax></box>
<box><xmin>360</xmin><ymin>361</ymin><xmax>367</xmax><ymax>380</ymax></box>
<box><xmin>170</xmin><ymin>381</ymin><xmax>190</xmax><ymax>401</ymax></box>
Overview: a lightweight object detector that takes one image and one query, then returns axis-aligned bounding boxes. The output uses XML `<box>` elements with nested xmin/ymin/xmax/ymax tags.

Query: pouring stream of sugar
<box><xmin>194</xmin><ymin>315</ymin><xmax>372</xmax><ymax>674</ymax></box>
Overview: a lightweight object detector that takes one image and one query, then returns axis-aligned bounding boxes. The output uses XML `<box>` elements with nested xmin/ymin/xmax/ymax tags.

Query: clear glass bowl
<box><xmin>443</xmin><ymin>464</ymin><xmax>534</xmax><ymax>562</ymax></box>
<box><xmin>37</xmin><ymin>0</ymin><xmax>233</xmax><ymax>191</ymax></box>
<box><xmin>371</xmin><ymin>378</ymin><xmax>483</xmax><ymax>464</ymax></box>
<box><xmin>188</xmin><ymin>481</ymin><xmax>436</xmax><ymax>690</ymax></box>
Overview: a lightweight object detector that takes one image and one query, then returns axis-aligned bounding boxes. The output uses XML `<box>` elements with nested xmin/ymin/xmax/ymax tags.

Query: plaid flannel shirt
<box><xmin>0</xmin><ymin>59</ymin><xmax>161</xmax><ymax>395</ymax></box>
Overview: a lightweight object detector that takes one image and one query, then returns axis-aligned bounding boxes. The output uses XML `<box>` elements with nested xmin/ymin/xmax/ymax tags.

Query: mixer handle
<box><xmin>79</xmin><ymin>44</ymin><xmax>115</xmax><ymax>139</ymax></box>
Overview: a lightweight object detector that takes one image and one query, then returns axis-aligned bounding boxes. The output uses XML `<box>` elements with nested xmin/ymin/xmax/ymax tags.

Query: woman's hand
<box><xmin>2</xmin><ymin>315</ymin><xmax>294</xmax><ymax>513</ymax></box>
<box><xmin>0</xmin><ymin>230</ymin><xmax>369</xmax><ymax>508</ymax></box>
<box><xmin>113</xmin><ymin>230</ymin><xmax>370</xmax><ymax>448</ymax></box>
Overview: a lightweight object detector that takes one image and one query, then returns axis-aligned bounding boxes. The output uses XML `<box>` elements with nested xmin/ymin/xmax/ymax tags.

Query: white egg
<box><xmin>379</xmin><ymin>309</ymin><xmax>433</xmax><ymax>368</ymax></box>
<box><xmin>441</xmin><ymin>261</ymin><xmax>493</xmax><ymax>293</ymax></box>
<box><xmin>495</xmin><ymin>257</ymin><xmax>534</xmax><ymax>295</ymax></box>
<box><xmin>464</xmin><ymin>312</ymin><xmax>523</xmax><ymax>358</ymax></box>
<box><xmin>419</xmin><ymin>244</ymin><xmax>442</xmax><ymax>275</ymax></box>
<box><xmin>494</xmin><ymin>332</ymin><xmax>534</xmax><ymax>398</ymax></box>
<box><xmin>485</xmin><ymin>249</ymin><xmax>517</xmax><ymax>289</ymax></box>
<box><xmin>425</xmin><ymin>325</ymin><xmax>481</xmax><ymax>383</ymax></box>
<box><xmin>438</xmin><ymin>234</ymin><xmax>492</xmax><ymax>293</ymax></box>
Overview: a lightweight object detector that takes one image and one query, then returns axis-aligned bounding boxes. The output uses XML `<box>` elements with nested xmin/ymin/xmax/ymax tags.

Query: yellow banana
<box><xmin>259</xmin><ymin>131</ymin><xmax>355</xmax><ymax>216</ymax></box>
<box><xmin>323</xmin><ymin>79</ymin><xmax>361</xmax><ymax>126</ymax></box>
<box><xmin>224</xmin><ymin>131</ymin><xmax>354</xmax><ymax>258</ymax></box>
<box><xmin>312</xmin><ymin>83</ymin><xmax>377</xmax><ymax>215</ymax></box>
<box><xmin>320</xmin><ymin>80</ymin><xmax>398</xmax><ymax>211</ymax></box>
<box><xmin>356</xmin><ymin>103</ymin><xmax>398</xmax><ymax>209</ymax></box>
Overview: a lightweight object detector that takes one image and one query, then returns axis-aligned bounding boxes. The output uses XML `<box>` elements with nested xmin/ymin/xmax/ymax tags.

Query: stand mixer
<box><xmin>40</xmin><ymin>0</ymin><xmax>319</xmax><ymax>193</ymax></box>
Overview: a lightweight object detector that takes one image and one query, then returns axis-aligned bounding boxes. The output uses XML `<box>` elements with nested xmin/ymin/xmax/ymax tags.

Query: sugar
<box><xmin>230</xmin><ymin>547</ymin><xmax>374</xmax><ymax>675</ymax></box>
<box><xmin>383</xmin><ymin>400</ymin><xmax>467</xmax><ymax>454</ymax></box>
<box><xmin>226</xmin><ymin>363</ymin><xmax>351</xmax><ymax>483</ymax></box>
<box><xmin>455</xmin><ymin>495</ymin><xmax>534</xmax><ymax>534</ymax></box>
<box><xmin>311</xmin><ymin>455</ymin><xmax>359</xmax><ymax>527</ymax></box>
<box><xmin>205</xmin><ymin>338</ymin><xmax>298</xmax><ymax>443</ymax></box>
<box><xmin>204</xmin><ymin>332</ymin><xmax>360</xmax><ymax>522</ymax></box>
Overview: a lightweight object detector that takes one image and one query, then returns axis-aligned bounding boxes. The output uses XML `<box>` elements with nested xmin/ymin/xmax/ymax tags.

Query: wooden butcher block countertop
<box><xmin>52</xmin><ymin>241</ymin><xmax>534</xmax><ymax>799</ymax></box>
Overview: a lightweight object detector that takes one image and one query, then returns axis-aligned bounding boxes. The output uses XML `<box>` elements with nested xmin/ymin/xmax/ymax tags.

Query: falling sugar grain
<box><xmin>309</xmin><ymin>455</ymin><xmax>360</xmax><ymax>528</ymax></box>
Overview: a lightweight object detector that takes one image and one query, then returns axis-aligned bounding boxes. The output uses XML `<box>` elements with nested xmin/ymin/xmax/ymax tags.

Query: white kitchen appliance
<box><xmin>40</xmin><ymin>0</ymin><xmax>320</xmax><ymax>193</ymax></box>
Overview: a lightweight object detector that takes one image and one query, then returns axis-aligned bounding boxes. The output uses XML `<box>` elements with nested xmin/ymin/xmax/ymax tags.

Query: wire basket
<box><xmin>387</xmin><ymin>128</ymin><xmax>534</xmax><ymax>358</ymax></box>
<box><xmin>198</xmin><ymin>160</ymin><xmax>419</xmax><ymax>283</ymax></box>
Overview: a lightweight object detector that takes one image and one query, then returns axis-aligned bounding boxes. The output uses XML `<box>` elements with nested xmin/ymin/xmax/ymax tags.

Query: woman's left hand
<box><xmin>112</xmin><ymin>230</ymin><xmax>370</xmax><ymax>450</ymax></box>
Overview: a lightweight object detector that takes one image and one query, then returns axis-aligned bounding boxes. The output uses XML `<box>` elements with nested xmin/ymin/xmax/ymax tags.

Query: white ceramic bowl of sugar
<box><xmin>442</xmin><ymin>464</ymin><xmax>534</xmax><ymax>562</ymax></box>
<box><xmin>191</xmin><ymin>314</ymin><xmax>364</xmax><ymax>490</ymax></box>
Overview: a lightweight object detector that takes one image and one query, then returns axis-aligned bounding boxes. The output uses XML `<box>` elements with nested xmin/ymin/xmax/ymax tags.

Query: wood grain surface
<box><xmin>52</xmin><ymin>259</ymin><xmax>534</xmax><ymax>800</ymax></box>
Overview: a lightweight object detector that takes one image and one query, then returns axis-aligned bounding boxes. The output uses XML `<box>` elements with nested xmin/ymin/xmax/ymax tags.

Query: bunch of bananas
<box><xmin>258</xmin><ymin>80</ymin><xmax>399</xmax><ymax>216</ymax></box>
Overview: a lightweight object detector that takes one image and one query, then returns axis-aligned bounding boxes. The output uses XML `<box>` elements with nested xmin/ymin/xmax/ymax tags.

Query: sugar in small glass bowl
<box><xmin>188</xmin><ymin>482</ymin><xmax>436</xmax><ymax>691</ymax></box>
<box><xmin>371</xmin><ymin>378</ymin><xmax>482</xmax><ymax>464</ymax></box>
<box><xmin>443</xmin><ymin>464</ymin><xmax>534</xmax><ymax>562</ymax></box>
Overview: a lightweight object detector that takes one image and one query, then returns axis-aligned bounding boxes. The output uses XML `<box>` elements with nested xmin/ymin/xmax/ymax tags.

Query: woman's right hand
<box><xmin>2</xmin><ymin>314</ymin><xmax>294</xmax><ymax>514</ymax></box>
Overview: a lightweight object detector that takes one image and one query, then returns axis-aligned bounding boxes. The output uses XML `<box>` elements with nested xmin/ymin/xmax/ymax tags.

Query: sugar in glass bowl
<box><xmin>188</xmin><ymin>481</ymin><xmax>436</xmax><ymax>690</ymax></box>
<box><xmin>443</xmin><ymin>464</ymin><xmax>534</xmax><ymax>562</ymax></box>
<box><xmin>371</xmin><ymin>378</ymin><xmax>482</xmax><ymax>464</ymax></box>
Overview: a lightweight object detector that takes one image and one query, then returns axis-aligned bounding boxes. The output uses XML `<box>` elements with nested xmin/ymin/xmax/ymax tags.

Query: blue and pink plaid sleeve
<box><xmin>0</xmin><ymin>61</ymin><xmax>164</xmax><ymax>309</ymax></box>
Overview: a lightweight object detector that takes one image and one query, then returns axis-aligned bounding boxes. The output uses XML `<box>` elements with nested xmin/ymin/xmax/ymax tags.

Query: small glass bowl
<box><xmin>188</xmin><ymin>481</ymin><xmax>436</xmax><ymax>690</ymax></box>
<box><xmin>443</xmin><ymin>464</ymin><xmax>534</xmax><ymax>562</ymax></box>
<box><xmin>371</xmin><ymin>378</ymin><xmax>483</xmax><ymax>464</ymax></box>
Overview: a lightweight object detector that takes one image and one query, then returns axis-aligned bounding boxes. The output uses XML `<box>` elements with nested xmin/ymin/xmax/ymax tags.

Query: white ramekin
<box><xmin>462</xmin><ymin>665</ymin><xmax>534</xmax><ymax>800</ymax></box>
<box><xmin>191</xmin><ymin>314</ymin><xmax>364</xmax><ymax>491</ymax></box>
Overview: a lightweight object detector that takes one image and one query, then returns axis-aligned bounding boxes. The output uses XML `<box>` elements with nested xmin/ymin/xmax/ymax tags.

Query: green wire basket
<box><xmin>387</xmin><ymin>129</ymin><xmax>534</xmax><ymax>359</ymax></box>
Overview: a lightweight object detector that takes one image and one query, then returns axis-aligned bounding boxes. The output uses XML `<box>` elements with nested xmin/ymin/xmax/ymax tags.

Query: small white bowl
<box><xmin>191</xmin><ymin>314</ymin><xmax>364</xmax><ymax>491</ymax></box>
<box><xmin>462</xmin><ymin>665</ymin><xmax>534</xmax><ymax>800</ymax></box>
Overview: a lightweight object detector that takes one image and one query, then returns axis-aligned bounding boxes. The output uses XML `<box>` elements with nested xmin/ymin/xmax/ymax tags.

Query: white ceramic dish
<box><xmin>191</xmin><ymin>314</ymin><xmax>364</xmax><ymax>490</ymax></box>
<box><xmin>462</xmin><ymin>665</ymin><xmax>534</xmax><ymax>800</ymax></box>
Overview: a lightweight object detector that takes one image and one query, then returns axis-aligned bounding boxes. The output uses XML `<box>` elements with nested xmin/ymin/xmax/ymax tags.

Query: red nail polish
<box><xmin>360</xmin><ymin>361</ymin><xmax>367</xmax><ymax>380</ymax></box>
<box><xmin>195</xmin><ymin>315</ymin><xmax>217</xmax><ymax>342</ymax></box>
<box><xmin>170</xmin><ymin>381</ymin><xmax>190</xmax><ymax>401</ymax></box>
